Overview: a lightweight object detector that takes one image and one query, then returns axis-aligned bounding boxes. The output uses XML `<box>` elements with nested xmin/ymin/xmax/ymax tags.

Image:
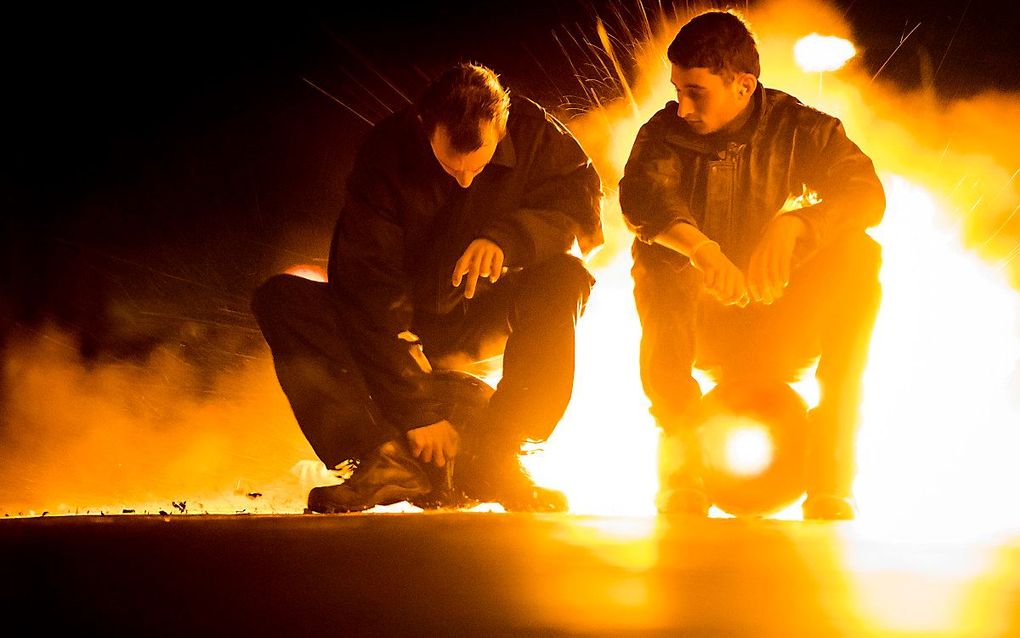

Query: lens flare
<box><xmin>718</xmin><ymin>420</ymin><xmax>775</xmax><ymax>478</ymax></box>
<box><xmin>794</xmin><ymin>34</ymin><xmax>856</xmax><ymax>72</ymax></box>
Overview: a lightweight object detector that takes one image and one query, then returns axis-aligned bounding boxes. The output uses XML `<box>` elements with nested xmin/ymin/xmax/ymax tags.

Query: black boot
<box><xmin>657</xmin><ymin>429</ymin><xmax>709</xmax><ymax>516</ymax></box>
<box><xmin>455</xmin><ymin>443</ymin><xmax>568</xmax><ymax>513</ymax></box>
<box><xmin>409</xmin><ymin>460</ymin><xmax>476</xmax><ymax>510</ymax></box>
<box><xmin>802</xmin><ymin>493</ymin><xmax>856</xmax><ymax>520</ymax></box>
<box><xmin>307</xmin><ymin>439</ymin><xmax>431</xmax><ymax>513</ymax></box>
<box><xmin>803</xmin><ymin>407</ymin><xmax>857</xmax><ymax>521</ymax></box>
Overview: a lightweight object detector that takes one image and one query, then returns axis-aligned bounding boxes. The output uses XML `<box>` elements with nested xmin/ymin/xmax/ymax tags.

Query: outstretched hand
<box><xmin>747</xmin><ymin>215</ymin><xmax>806</xmax><ymax>304</ymax></box>
<box><xmin>452</xmin><ymin>238</ymin><xmax>504</xmax><ymax>299</ymax></box>
<box><xmin>406</xmin><ymin>419</ymin><xmax>460</xmax><ymax>468</ymax></box>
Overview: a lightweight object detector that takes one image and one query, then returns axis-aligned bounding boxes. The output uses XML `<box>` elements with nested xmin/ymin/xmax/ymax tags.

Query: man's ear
<box><xmin>736</xmin><ymin>73</ymin><xmax>757</xmax><ymax>99</ymax></box>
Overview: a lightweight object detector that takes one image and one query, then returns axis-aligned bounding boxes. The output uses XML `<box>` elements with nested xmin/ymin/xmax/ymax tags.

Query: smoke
<box><xmin>0</xmin><ymin>324</ymin><xmax>317</xmax><ymax>515</ymax></box>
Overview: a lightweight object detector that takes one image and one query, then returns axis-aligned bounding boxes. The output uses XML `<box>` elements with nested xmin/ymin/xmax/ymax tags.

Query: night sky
<box><xmin>3</xmin><ymin>0</ymin><xmax>1019</xmax><ymax>369</ymax></box>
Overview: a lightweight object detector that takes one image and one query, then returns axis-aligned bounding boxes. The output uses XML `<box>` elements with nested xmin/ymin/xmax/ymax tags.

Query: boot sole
<box><xmin>307</xmin><ymin>482</ymin><xmax>431</xmax><ymax>514</ymax></box>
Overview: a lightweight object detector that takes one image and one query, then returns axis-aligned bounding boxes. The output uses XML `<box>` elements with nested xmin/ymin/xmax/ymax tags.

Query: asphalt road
<box><xmin>3</xmin><ymin>512</ymin><xmax>1019</xmax><ymax>636</ymax></box>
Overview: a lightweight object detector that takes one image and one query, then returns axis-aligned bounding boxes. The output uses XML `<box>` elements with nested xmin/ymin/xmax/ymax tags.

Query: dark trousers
<box><xmin>252</xmin><ymin>255</ymin><xmax>593</xmax><ymax>470</ymax></box>
<box><xmin>633</xmin><ymin>234</ymin><xmax>882</xmax><ymax>495</ymax></box>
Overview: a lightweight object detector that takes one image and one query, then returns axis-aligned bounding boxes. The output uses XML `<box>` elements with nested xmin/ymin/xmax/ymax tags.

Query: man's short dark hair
<box><xmin>417</xmin><ymin>63</ymin><xmax>511</xmax><ymax>154</ymax></box>
<box><xmin>667</xmin><ymin>10</ymin><xmax>760</xmax><ymax>80</ymax></box>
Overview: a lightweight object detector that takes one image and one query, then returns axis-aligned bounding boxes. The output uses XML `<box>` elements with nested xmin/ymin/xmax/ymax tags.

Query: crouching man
<box><xmin>254</xmin><ymin>63</ymin><xmax>603</xmax><ymax>513</ymax></box>
<box><xmin>620</xmin><ymin>12</ymin><xmax>884</xmax><ymax>519</ymax></box>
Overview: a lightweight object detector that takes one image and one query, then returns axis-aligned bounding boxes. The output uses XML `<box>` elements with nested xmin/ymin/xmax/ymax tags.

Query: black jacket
<box><xmin>620</xmin><ymin>85</ymin><xmax>884</xmax><ymax>269</ymax></box>
<box><xmin>327</xmin><ymin>96</ymin><xmax>602</xmax><ymax>429</ymax></box>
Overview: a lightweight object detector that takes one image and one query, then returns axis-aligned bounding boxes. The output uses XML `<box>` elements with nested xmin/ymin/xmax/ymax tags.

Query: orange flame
<box><xmin>794</xmin><ymin>34</ymin><xmax>856</xmax><ymax>72</ymax></box>
<box><xmin>524</xmin><ymin>0</ymin><xmax>1020</xmax><ymax>536</ymax></box>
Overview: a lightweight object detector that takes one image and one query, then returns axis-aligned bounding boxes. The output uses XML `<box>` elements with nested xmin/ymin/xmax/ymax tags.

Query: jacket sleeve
<box><xmin>619</xmin><ymin>111</ymin><xmax>699</xmax><ymax>243</ymax></box>
<box><xmin>329</xmin><ymin>144</ymin><xmax>446</xmax><ymax>432</ymax></box>
<box><xmin>481</xmin><ymin>115</ymin><xmax>604</xmax><ymax>266</ymax></box>
<box><xmin>787</xmin><ymin>118</ymin><xmax>885</xmax><ymax>249</ymax></box>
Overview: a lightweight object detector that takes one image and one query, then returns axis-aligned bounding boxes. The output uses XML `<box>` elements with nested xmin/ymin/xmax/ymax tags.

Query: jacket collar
<box><xmin>664</xmin><ymin>83</ymin><xmax>766</xmax><ymax>154</ymax></box>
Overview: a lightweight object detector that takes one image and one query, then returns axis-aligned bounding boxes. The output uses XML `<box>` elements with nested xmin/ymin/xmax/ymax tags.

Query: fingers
<box><xmin>490</xmin><ymin>250</ymin><xmax>503</xmax><ymax>283</ymax></box>
<box><xmin>452</xmin><ymin>253</ymin><xmax>468</xmax><ymax>288</ymax></box>
<box><xmin>760</xmin><ymin>241</ymin><xmax>792</xmax><ymax>303</ymax></box>
<box><xmin>409</xmin><ymin>438</ymin><xmax>423</xmax><ymax>459</ymax></box>
<box><xmin>747</xmin><ymin>250</ymin><xmax>764</xmax><ymax>303</ymax></box>
<box><xmin>407</xmin><ymin>423</ymin><xmax>460</xmax><ymax>468</ymax></box>
<box><xmin>727</xmin><ymin>270</ymin><xmax>749</xmax><ymax>306</ymax></box>
<box><xmin>445</xmin><ymin>427</ymin><xmax>460</xmax><ymax>461</ymax></box>
<box><xmin>749</xmin><ymin>244</ymin><xmax>791</xmax><ymax>305</ymax></box>
<box><xmin>453</xmin><ymin>240</ymin><xmax>505</xmax><ymax>298</ymax></box>
<box><xmin>411</xmin><ymin>432</ymin><xmax>433</xmax><ymax>464</ymax></box>
<box><xmin>463</xmin><ymin>268</ymin><xmax>481</xmax><ymax>299</ymax></box>
<box><xmin>435</xmin><ymin>425</ymin><xmax>460</xmax><ymax>467</ymax></box>
<box><xmin>410</xmin><ymin>436</ymin><xmax>433</xmax><ymax>464</ymax></box>
<box><xmin>702</xmin><ymin>267</ymin><xmax>716</xmax><ymax>294</ymax></box>
<box><xmin>772</xmin><ymin>239</ymin><xmax>792</xmax><ymax>298</ymax></box>
<box><xmin>704</xmin><ymin>263</ymin><xmax>747</xmax><ymax>306</ymax></box>
<box><xmin>453</xmin><ymin>249</ymin><xmax>482</xmax><ymax>299</ymax></box>
<box><xmin>750</xmin><ymin>217</ymin><xmax>800</xmax><ymax>304</ymax></box>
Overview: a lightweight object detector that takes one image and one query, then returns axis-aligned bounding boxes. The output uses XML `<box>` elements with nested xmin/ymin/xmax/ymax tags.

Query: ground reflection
<box><xmin>5</xmin><ymin>512</ymin><xmax>1019</xmax><ymax>635</ymax></box>
<box><xmin>522</xmin><ymin>515</ymin><xmax>1020</xmax><ymax>636</ymax></box>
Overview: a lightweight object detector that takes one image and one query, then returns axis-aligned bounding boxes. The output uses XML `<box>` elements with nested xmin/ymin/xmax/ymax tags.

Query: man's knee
<box><xmin>251</xmin><ymin>274</ymin><xmax>316</xmax><ymax>325</ymax></box>
<box><xmin>795</xmin><ymin>234</ymin><xmax>882</xmax><ymax>302</ymax></box>
<box><xmin>837</xmin><ymin>233</ymin><xmax>881</xmax><ymax>275</ymax></box>
<box><xmin>522</xmin><ymin>254</ymin><xmax>595</xmax><ymax>306</ymax></box>
<box><xmin>815</xmin><ymin>234</ymin><xmax>882</xmax><ymax>280</ymax></box>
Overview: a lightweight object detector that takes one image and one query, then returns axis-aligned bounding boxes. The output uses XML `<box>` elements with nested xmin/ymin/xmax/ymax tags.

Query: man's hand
<box><xmin>406</xmin><ymin>419</ymin><xmax>460</xmax><ymax>467</ymax></box>
<box><xmin>452</xmin><ymin>238</ymin><xmax>504</xmax><ymax>299</ymax></box>
<box><xmin>747</xmin><ymin>215</ymin><xmax>806</xmax><ymax>304</ymax></box>
<box><xmin>690</xmin><ymin>240</ymin><xmax>749</xmax><ymax>306</ymax></box>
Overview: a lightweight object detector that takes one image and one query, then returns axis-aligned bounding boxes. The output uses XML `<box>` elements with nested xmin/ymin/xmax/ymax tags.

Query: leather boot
<box><xmin>307</xmin><ymin>439</ymin><xmax>431</xmax><ymax>513</ymax></box>
<box><xmin>657</xmin><ymin>429</ymin><xmax>709</xmax><ymax>516</ymax></box>
<box><xmin>456</xmin><ymin>442</ymin><xmax>568</xmax><ymax>512</ymax></box>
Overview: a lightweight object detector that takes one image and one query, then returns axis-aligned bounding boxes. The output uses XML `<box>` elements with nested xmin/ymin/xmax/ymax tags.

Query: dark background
<box><xmin>2</xmin><ymin>0</ymin><xmax>1018</xmax><ymax>369</ymax></box>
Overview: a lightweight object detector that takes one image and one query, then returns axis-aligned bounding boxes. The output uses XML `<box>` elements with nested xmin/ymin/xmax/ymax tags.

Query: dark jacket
<box><xmin>620</xmin><ymin>85</ymin><xmax>884</xmax><ymax>269</ymax></box>
<box><xmin>327</xmin><ymin>96</ymin><xmax>602</xmax><ymax>430</ymax></box>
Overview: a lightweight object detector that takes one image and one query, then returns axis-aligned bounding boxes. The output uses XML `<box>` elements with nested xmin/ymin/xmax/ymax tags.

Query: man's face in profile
<box><xmin>429</xmin><ymin>119</ymin><xmax>502</xmax><ymax>189</ymax></box>
<box><xmin>671</xmin><ymin>65</ymin><xmax>750</xmax><ymax>135</ymax></box>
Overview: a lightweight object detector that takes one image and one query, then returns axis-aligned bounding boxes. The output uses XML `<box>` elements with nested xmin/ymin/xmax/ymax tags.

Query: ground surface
<box><xmin>3</xmin><ymin>512</ymin><xmax>1020</xmax><ymax>636</ymax></box>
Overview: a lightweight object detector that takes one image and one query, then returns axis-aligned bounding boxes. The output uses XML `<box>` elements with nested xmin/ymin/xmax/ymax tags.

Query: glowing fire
<box><xmin>794</xmin><ymin>34</ymin><xmax>856</xmax><ymax>72</ymax></box>
<box><xmin>524</xmin><ymin>2</ymin><xmax>1020</xmax><ymax>536</ymax></box>
<box><xmin>7</xmin><ymin>2</ymin><xmax>1019</xmax><ymax>537</ymax></box>
<box><xmin>284</xmin><ymin>264</ymin><xmax>328</xmax><ymax>282</ymax></box>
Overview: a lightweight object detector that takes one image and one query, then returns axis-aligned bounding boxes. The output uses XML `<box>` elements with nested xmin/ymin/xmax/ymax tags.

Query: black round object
<box><xmin>432</xmin><ymin>369</ymin><xmax>495</xmax><ymax>429</ymax></box>
<box><xmin>698</xmin><ymin>381</ymin><xmax>809</xmax><ymax>517</ymax></box>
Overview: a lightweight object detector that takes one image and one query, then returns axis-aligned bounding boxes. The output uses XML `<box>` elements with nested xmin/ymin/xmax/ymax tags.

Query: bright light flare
<box><xmin>718</xmin><ymin>420</ymin><xmax>774</xmax><ymax>478</ymax></box>
<box><xmin>854</xmin><ymin>175</ymin><xmax>1020</xmax><ymax>540</ymax></box>
<box><xmin>523</xmin><ymin>248</ymin><xmax>660</xmax><ymax>516</ymax></box>
<box><xmin>285</xmin><ymin>264</ymin><xmax>327</xmax><ymax>282</ymax></box>
<box><xmin>794</xmin><ymin>34</ymin><xmax>856</xmax><ymax>72</ymax></box>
